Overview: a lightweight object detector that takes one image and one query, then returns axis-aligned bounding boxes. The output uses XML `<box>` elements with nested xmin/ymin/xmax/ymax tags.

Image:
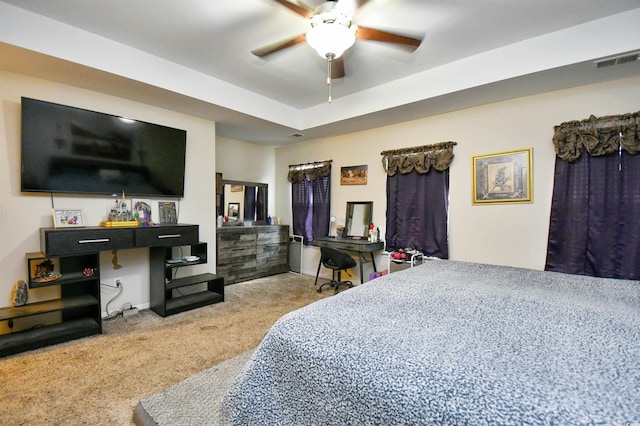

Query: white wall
<box><xmin>0</xmin><ymin>71</ymin><xmax>216</xmax><ymax>318</ymax></box>
<box><xmin>275</xmin><ymin>76</ymin><xmax>640</xmax><ymax>280</ymax></box>
<box><xmin>215</xmin><ymin>137</ymin><xmax>278</xmax><ymax>217</ymax></box>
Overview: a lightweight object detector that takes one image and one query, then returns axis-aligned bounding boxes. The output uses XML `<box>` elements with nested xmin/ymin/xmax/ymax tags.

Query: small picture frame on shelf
<box><xmin>228</xmin><ymin>202</ymin><xmax>240</xmax><ymax>221</ymax></box>
<box><xmin>52</xmin><ymin>209</ymin><xmax>85</xmax><ymax>228</ymax></box>
<box><xmin>158</xmin><ymin>201</ymin><xmax>178</xmax><ymax>224</ymax></box>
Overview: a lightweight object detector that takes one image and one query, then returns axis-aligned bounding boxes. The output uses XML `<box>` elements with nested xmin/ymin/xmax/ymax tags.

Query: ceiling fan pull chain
<box><xmin>327</xmin><ymin>55</ymin><xmax>333</xmax><ymax>103</ymax></box>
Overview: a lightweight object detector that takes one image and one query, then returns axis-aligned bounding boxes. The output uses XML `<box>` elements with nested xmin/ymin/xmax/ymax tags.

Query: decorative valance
<box><xmin>553</xmin><ymin>111</ymin><xmax>640</xmax><ymax>162</ymax></box>
<box><xmin>287</xmin><ymin>160</ymin><xmax>332</xmax><ymax>183</ymax></box>
<box><xmin>381</xmin><ymin>142</ymin><xmax>457</xmax><ymax>176</ymax></box>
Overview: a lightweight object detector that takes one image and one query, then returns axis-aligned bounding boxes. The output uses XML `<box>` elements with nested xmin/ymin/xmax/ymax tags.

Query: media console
<box><xmin>0</xmin><ymin>224</ymin><xmax>222</xmax><ymax>357</ymax></box>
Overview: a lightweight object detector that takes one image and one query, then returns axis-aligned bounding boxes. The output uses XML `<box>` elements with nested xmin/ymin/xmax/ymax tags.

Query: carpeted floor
<box><xmin>133</xmin><ymin>349</ymin><xmax>255</xmax><ymax>425</ymax></box>
<box><xmin>0</xmin><ymin>273</ymin><xmax>330</xmax><ymax>425</ymax></box>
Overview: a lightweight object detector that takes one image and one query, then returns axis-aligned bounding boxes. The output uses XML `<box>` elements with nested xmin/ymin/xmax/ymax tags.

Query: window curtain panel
<box><xmin>382</xmin><ymin>142</ymin><xmax>456</xmax><ymax>258</ymax></box>
<box><xmin>545</xmin><ymin>111</ymin><xmax>640</xmax><ymax>279</ymax></box>
<box><xmin>256</xmin><ymin>186</ymin><xmax>266</xmax><ymax>221</ymax></box>
<box><xmin>289</xmin><ymin>161</ymin><xmax>331</xmax><ymax>245</ymax></box>
<box><xmin>243</xmin><ymin>186</ymin><xmax>256</xmax><ymax>221</ymax></box>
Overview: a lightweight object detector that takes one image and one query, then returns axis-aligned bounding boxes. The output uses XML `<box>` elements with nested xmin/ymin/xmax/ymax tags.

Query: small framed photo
<box><xmin>472</xmin><ymin>148</ymin><xmax>533</xmax><ymax>204</ymax></box>
<box><xmin>52</xmin><ymin>209</ymin><xmax>85</xmax><ymax>228</ymax></box>
<box><xmin>341</xmin><ymin>165</ymin><xmax>368</xmax><ymax>185</ymax></box>
<box><xmin>228</xmin><ymin>202</ymin><xmax>240</xmax><ymax>221</ymax></box>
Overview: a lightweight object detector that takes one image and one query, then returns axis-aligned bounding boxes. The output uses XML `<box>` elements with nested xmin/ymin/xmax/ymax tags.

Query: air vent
<box><xmin>594</xmin><ymin>52</ymin><xmax>640</xmax><ymax>69</ymax></box>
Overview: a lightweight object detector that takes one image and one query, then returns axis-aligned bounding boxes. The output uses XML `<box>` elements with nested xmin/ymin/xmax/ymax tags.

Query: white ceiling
<box><xmin>0</xmin><ymin>0</ymin><xmax>639</xmax><ymax>146</ymax></box>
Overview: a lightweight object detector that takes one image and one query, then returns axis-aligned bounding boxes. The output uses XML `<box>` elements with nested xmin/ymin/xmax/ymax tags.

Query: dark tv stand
<box><xmin>1</xmin><ymin>224</ymin><xmax>223</xmax><ymax>357</ymax></box>
<box><xmin>149</xmin><ymin>243</ymin><xmax>224</xmax><ymax>317</ymax></box>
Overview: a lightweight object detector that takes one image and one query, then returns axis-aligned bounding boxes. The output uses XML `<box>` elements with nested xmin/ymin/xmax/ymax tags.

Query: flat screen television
<box><xmin>21</xmin><ymin>97</ymin><xmax>187</xmax><ymax>198</ymax></box>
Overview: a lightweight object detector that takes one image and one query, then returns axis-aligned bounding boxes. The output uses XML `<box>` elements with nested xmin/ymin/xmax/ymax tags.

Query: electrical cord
<box><xmin>101</xmin><ymin>280</ymin><xmax>137</xmax><ymax>321</ymax></box>
<box><xmin>102</xmin><ymin>280</ymin><xmax>123</xmax><ymax>320</ymax></box>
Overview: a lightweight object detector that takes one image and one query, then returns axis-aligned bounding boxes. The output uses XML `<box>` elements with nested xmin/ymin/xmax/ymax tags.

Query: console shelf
<box><xmin>0</xmin><ymin>251</ymin><xmax>101</xmax><ymax>358</ymax></box>
<box><xmin>0</xmin><ymin>295</ymin><xmax>99</xmax><ymax>321</ymax></box>
<box><xmin>0</xmin><ymin>318</ymin><xmax>101</xmax><ymax>357</ymax></box>
<box><xmin>1</xmin><ymin>224</ymin><xmax>219</xmax><ymax>357</ymax></box>
<box><xmin>150</xmin><ymin>243</ymin><xmax>224</xmax><ymax>317</ymax></box>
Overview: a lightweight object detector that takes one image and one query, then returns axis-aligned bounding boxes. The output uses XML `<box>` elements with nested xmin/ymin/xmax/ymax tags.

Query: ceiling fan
<box><xmin>252</xmin><ymin>0</ymin><xmax>423</xmax><ymax>101</ymax></box>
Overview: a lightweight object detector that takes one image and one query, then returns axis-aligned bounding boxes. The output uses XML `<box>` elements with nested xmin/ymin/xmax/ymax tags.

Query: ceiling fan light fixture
<box><xmin>306</xmin><ymin>22</ymin><xmax>356</xmax><ymax>59</ymax></box>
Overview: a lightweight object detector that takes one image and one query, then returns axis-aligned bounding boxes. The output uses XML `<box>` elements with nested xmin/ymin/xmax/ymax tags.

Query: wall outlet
<box><xmin>114</xmin><ymin>277</ymin><xmax>122</xmax><ymax>287</ymax></box>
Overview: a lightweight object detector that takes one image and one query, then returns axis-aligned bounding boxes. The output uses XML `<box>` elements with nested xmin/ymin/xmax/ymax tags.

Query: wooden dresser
<box><xmin>216</xmin><ymin>225</ymin><xmax>289</xmax><ymax>285</ymax></box>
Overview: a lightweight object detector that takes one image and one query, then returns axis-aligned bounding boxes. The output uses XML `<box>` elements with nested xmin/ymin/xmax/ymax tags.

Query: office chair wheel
<box><xmin>317</xmin><ymin>288</ymin><xmax>322</xmax><ymax>293</ymax></box>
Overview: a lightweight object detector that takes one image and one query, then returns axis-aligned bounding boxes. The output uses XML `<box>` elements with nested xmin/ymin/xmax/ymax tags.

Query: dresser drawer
<box><xmin>135</xmin><ymin>225</ymin><xmax>199</xmax><ymax>247</ymax></box>
<box><xmin>41</xmin><ymin>228</ymin><xmax>134</xmax><ymax>256</ymax></box>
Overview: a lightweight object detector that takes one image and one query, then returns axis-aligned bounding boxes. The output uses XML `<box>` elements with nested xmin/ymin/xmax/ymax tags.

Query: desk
<box><xmin>312</xmin><ymin>237</ymin><xmax>384</xmax><ymax>284</ymax></box>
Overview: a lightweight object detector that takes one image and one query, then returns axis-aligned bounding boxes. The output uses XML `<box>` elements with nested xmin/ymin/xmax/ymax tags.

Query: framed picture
<box><xmin>341</xmin><ymin>165</ymin><xmax>368</xmax><ymax>185</ymax></box>
<box><xmin>52</xmin><ymin>209</ymin><xmax>85</xmax><ymax>228</ymax></box>
<box><xmin>472</xmin><ymin>148</ymin><xmax>533</xmax><ymax>204</ymax></box>
<box><xmin>228</xmin><ymin>202</ymin><xmax>240</xmax><ymax>221</ymax></box>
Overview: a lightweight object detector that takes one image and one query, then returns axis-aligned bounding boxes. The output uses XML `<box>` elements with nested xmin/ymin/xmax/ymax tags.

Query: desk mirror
<box><xmin>345</xmin><ymin>201</ymin><xmax>372</xmax><ymax>238</ymax></box>
<box><xmin>218</xmin><ymin>178</ymin><xmax>268</xmax><ymax>224</ymax></box>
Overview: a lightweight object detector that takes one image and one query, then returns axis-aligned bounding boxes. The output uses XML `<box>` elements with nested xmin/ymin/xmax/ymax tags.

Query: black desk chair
<box><xmin>317</xmin><ymin>246</ymin><xmax>357</xmax><ymax>294</ymax></box>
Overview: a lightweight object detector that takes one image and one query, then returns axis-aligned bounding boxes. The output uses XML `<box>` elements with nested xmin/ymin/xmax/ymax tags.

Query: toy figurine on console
<box><xmin>108</xmin><ymin>193</ymin><xmax>133</xmax><ymax>222</ymax></box>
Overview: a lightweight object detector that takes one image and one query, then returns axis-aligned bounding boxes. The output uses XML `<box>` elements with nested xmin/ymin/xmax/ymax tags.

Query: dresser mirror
<box><xmin>345</xmin><ymin>201</ymin><xmax>373</xmax><ymax>238</ymax></box>
<box><xmin>217</xmin><ymin>177</ymin><xmax>268</xmax><ymax>224</ymax></box>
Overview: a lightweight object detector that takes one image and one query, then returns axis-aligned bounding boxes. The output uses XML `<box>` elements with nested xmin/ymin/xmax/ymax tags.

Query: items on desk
<box><xmin>367</xmin><ymin>223</ymin><xmax>379</xmax><ymax>242</ymax></box>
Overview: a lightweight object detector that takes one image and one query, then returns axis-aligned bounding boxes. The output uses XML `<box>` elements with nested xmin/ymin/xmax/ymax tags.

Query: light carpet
<box><xmin>133</xmin><ymin>349</ymin><xmax>254</xmax><ymax>425</ymax></box>
<box><xmin>0</xmin><ymin>273</ymin><xmax>330</xmax><ymax>425</ymax></box>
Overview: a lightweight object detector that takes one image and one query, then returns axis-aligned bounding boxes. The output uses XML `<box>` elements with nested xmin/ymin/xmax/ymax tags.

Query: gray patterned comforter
<box><xmin>220</xmin><ymin>260</ymin><xmax>640</xmax><ymax>425</ymax></box>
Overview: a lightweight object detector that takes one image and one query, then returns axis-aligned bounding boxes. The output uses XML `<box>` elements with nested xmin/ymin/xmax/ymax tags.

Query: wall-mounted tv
<box><xmin>21</xmin><ymin>97</ymin><xmax>187</xmax><ymax>198</ymax></box>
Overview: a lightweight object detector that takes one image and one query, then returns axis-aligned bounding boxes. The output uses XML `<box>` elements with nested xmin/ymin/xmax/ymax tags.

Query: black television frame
<box><xmin>20</xmin><ymin>97</ymin><xmax>187</xmax><ymax>198</ymax></box>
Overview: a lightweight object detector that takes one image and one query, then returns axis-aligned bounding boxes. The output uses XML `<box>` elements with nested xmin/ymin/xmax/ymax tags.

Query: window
<box><xmin>545</xmin><ymin>111</ymin><xmax>640</xmax><ymax>279</ymax></box>
<box><xmin>288</xmin><ymin>161</ymin><xmax>332</xmax><ymax>245</ymax></box>
<box><xmin>381</xmin><ymin>142</ymin><xmax>456</xmax><ymax>258</ymax></box>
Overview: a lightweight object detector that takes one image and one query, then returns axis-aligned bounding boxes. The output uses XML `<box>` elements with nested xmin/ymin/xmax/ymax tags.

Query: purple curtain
<box><xmin>243</xmin><ymin>186</ymin><xmax>256</xmax><ymax>220</ymax></box>
<box><xmin>385</xmin><ymin>169</ymin><xmax>449</xmax><ymax>258</ymax></box>
<box><xmin>292</xmin><ymin>175</ymin><xmax>330</xmax><ymax>245</ymax></box>
<box><xmin>256</xmin><ymin>186</ymin><xmax>266</xmax><ymax>221</ymax></box>
<box><xmin>545</xmin><ymin>152</ymin><xmax>640</xmax><ymax>279</ymax></box>
<box><xmin>312</xmin><ymin>176</ymin><xmax>331</xmax><ymax>240</ymax></box>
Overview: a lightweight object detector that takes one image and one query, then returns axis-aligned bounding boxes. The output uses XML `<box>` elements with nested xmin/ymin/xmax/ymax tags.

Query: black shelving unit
<box><xmin>0</xmin><ymin>252</ymin><xmax>101</xmax><ymax>357</ymax></box>
<box><xmin>149</xmin><ymin>242</ymin><xmax>224</xmax><ymax>317</ymax></box>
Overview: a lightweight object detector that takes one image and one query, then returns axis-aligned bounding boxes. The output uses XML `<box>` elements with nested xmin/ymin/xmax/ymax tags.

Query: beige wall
<box><xmin>276</xmin><ymin>76</ymin><xmax>640</xmax><ymax>280</ymax></box>
<box><xmin>0</xmin><ymin>71</ymin><xmax>216</xmax><ymax>316</ymax></box>
<box><xmin>215</xmin><ymin>136</ymin><xmax>277</xmax><ymax>218</ymax></box>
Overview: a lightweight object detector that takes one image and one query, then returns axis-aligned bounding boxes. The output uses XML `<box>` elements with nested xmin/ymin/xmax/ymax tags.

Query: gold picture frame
<box><xmin>52</xmin><ymin>209</ymin><xmax>86</xmax><ymax>228</ymax></box>
<box><xmin>472</xmin><ymin>148</ymin><xmax>533</xmax><ymax>204</ymax></box>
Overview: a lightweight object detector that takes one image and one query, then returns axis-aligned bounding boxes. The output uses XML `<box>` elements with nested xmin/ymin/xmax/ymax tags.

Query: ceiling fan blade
<box><xmin>356</xmin><ymin>26</ymin><xmax>422</xmax><ymax>49</ymax></box>
<box><xmin>251</xmin><ymin>34</ymin><xmax>307</xmax><ymax>57</ymax></box>
<box><xmin>331</xmin><ymin>56</ymin><xmax>345</xmax><ymax>79</ymax></box>
<box><xmin>272</xmin><ymin>0</ymin><xmax>314</xmax><ymax>18</ymax></box>
<box><xmin>354</xmin><ymin>0</ymin><xmax>371</xmax><ymax>8</ymax></box>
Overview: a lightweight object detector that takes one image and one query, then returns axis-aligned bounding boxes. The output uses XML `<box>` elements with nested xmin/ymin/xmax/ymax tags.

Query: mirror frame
<box><xmin>218</xmin><ymin>178</ymin><xmax>268</xmax><ymax>225</ymax></box>
<box><xmin>345</xmin><ymin>201</ymin><xmax>373</xmax><ymax>238</ymax></box>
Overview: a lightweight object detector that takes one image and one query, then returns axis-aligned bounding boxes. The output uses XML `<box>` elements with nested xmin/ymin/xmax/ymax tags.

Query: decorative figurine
<box><xmin>11</xmin><ymin>280</ymin><xmax>28</xmax><ymax>307</ymax></box>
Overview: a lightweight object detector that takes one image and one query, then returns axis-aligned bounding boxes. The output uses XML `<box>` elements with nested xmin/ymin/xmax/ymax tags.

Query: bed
<box><xmin>220</xmin><ymin>260</ymin><xmax>640</xmax><ymax>425</ymax></box>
